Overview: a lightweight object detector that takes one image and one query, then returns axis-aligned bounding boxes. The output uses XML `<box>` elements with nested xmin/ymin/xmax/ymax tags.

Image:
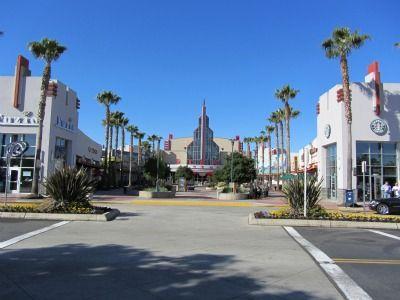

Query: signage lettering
<box><xmin>56</xmin><ymin>116</ymin><xmax>74</xmax><ymax>132</ymax></box>
<box><xmin>0</xmin><ymin>114</ymin><xmax>38</xmax><ymax>126</ymax></box>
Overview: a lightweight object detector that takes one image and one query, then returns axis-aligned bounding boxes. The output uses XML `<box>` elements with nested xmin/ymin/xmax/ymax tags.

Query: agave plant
<box><xmin>282</xmin><ymin>174</ymin><xmax>323</xmax><ymax>216</ymax></box>
<box><xmin>42</xmin><ymin>167</ymin><xmax>96</xmax><ymax>211</ymax></box>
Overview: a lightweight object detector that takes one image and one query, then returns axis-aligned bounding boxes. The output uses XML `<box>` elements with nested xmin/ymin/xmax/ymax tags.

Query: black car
<box><xmin>369</xmin><ymin>197</ymin><xmax>400</xmax><ymax>215</ymax></box>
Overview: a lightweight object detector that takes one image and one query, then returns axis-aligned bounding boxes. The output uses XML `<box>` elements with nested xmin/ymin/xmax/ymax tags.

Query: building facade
<box><xmin>313</xmin><ymin>62</ymin><xmax>400</xmax><ymax>203</ymax></box>
<box><xmin>163</xmin><ymin>102</ymin><xmax>242</xmax><ymax>178</ymax></box>
<box><xmin>0</xmin><ymin>55</ymin><xmax>102</xmax><ymax>194</ymax></box>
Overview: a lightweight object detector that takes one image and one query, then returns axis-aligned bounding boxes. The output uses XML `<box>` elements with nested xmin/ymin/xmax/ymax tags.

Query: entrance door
<box><xmin>371</xmin><ymin>175</ymin><xmax>381</xmax><ymax>200</ymax></box>
<box><xmin>8</xmin><ymin>167</ymin><xmax>20</xmax><ymax>194</ymax></box>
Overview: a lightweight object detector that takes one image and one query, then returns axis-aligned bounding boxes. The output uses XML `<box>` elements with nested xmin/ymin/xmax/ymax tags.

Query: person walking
<box><xmin>381</xmin><ymin>182</ymin><xmax>392</xmax><ymax>199</ymax></box>
<box><xmin>392</xmin><ymin>183</ymin><xmax>400</xmax><ymax>197</ymax></box>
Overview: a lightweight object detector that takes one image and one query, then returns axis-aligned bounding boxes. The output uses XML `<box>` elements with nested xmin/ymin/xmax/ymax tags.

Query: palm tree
<box><xmin>266</xmin><ymin>125</ymin><xmax>275</xmax><ymax>187</ymax></box>
<box><xmin>322</xmin><ymin>27</ymin><xmax>370</xmax><ymax>192</ymax></box>
<box><xmin>260</xmin><ymin>131</ymin><xmax>267</xmax><ymax>181</ymax></box>
<box><xmin>268</xmin><ymin>112</ymin><xmax>280</xmax><ymax>188</ymax></box>
<box><xmin>243</xmin><ymin>137</ymin><xmax>251</xmax><ymax>158</ymax></box>
<box><xmin>136</xmin><ymin>132</ymin><xmax>145</xmax><ymax>166</ymax></box>
<box><xmin>148</xmin><ymin>134</ymin><xmax>157</xmax><ymax>154</ymax></box>
<box><xmin>112</xmin><ymin>111</ymin><xmax>124</xmax><ymax>163</ymax></box>
<box><xmin>276</xmin><ymin>109</ymin><xmax>285</xmax><ymax>175</ymax></box>
<box><xmin>253</xmin><ymin>136</ymin><xmax>260</xmax><ymax>173</ymax></box>
<box><xmin>108</xmin><ymin>113</ymin><xmax>117</xmax><ymax>162</ymax></box>
<box><xmin>142</xmin><ymin>140</ymin><xmax>151</xmax><ymax>161</ymax></box>
<box><xmin>97</xmin><ymin>91</ymin><xmax>121</xmax><ymax>176</ymax></box>
<box><xmin>28</xmin><ymin>38</ymin><xmax>66</xmax><ymax>195</ymax></box>
<box><xmin>126</xmin><ymin>125</ymin><xmax>139</xmax><ymax>187</ymax></box>
<box><xmin>275</xmin><ymin>85</ymin><xmax>299</xmax><ymax>173</ymax></box>
<box><xmin>119</xmin><ymin>117</ymin><xmax>129</xmax><ymax>186</ymax></box>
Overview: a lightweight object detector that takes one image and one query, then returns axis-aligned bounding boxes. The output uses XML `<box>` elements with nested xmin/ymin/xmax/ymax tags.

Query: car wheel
<box><xmin>377</xmin><ymin>203</ymin><xmax>390</xmax><ymax>215</ymax></box>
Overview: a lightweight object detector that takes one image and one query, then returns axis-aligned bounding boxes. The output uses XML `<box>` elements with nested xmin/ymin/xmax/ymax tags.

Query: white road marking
<box><xmin>368</xmin><ymin>229</ymin><xmax>400</xmax><ymax>241</ymax></box>
<box><xmin>284</xmin><ymin>226</ymin><xmax>372</xmax><ymax>300</ymax></box>
<box><xmin>0</xmin><ymin>221</ymin><xmax>70</xmax><ymax>249</ymax></box>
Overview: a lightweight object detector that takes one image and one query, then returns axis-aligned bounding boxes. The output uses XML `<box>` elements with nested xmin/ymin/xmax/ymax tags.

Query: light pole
<box><xmin>303</xmin><ymin>146</ymin><xmax>308</xmax><ymax>217</ymax></box>
<box><xmin>230</xmin><ymin>138</ymin><xmax>235</xmax><ymax>192</ymax></box>
<box><xmin>156</xmin><ymin>136</ymin><xmax>162</xmax><ymax>192</ymax></box>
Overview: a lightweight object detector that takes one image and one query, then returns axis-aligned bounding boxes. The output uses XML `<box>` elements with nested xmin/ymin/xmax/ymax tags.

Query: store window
<box><xmin>356</xmin><ymin>142</ymin><xmax>397</xmax><ymax>201</ymax></box>
<box><xmin>325</xmin><ymin>144</ymin><xmax>337</xmax><ymax>199</ymax></box>
<box><xmin>0</xmin><ymin>133</ymin><xmax>36</xmax><ymax>193</ymax></box>
<box><xmin>55</xmin><ymin>137</ymin><xmax>68</xmax><ymax>161</ymax></box>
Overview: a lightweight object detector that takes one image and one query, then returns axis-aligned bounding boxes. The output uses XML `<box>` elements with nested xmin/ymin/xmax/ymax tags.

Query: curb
<box><xmin>0</xmin><ymin>209</ymin><xmax>120</xmax><ymax>222</ymax></box>
<box><xmin>248</xmin><ymin>214</ymin><xmax>400</xmax><ymax>229</ymax></box>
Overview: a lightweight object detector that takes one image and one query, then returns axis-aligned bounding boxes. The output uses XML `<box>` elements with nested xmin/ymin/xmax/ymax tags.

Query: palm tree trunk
<box><xmin>104</xmin><ymin>106</ymin><xmax>110</xmax><ymax>176</ymax></box>
<box><xmin>261</xmin><ymin>141</ymin><xmax>265</xmax><ymax>181</ymax></box>
<box><xmin>128</xmin><ymin>133</ymin><xmax>133</xmax><ymax>187</ymax></box>
<box><xmin>115</xmin><ymin>127</ymin><xmax>119</xmax><ymax>162</ymax></box>
<box><xmin>31</xmin><ymin>62</ymin><xmax>51</xmax><ymax>195</ymax></box>
<box><xmin>247</xmin><ymin>142</ymin><xmax>251</xmax><ymax>158</ymax></box>
<box><xmin>255</xmin><ymin>142</ymin><xmax>259</xmax><ymax>174</ymax></box>
<box><xmin>120</xmin><ymin>127</ymin><xmax>125</xmax><ymax>186</ymax></box>
<box><xmin>138</xmin><ymin>137</ymin><xmax>142</xmax><ymax>166</ymax></box>
<box><xmin>268</xmin><ymin>137</ymin><xmax>272</xmax><ymax>187</ymax></box>
<box><xmin>108</xmin><ymin>125</ymin><xmax>113</xmax><ymax>163</ymax></box>
<box><xmin>279</xmin><ymin>121</ymin><xmax>284</xmax><ymax>175</ymax></box>
<box><xmin>285</xmin><ymin>103</ymin><xmax>291</xmax><ymax>174</ymax></box>
<box><xmin>275</xmin><ymin>125</ymin><xmax>280</xmax><ymax>188</ymax></box>
<box><xmin>341</xmin><ymin>55</ymin><xmax>353</xmax><ymax>191</ymax></box>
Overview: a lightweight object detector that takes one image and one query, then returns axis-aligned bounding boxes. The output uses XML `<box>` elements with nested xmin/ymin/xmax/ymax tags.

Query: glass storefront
<box><xmin>356</xmin><ymin>142</ymin><xmax>397</xmax><ymax>201</ymax></box>
<box><xmin>325</xmin><ymin>143</ymin><xmax>337</xmax><ymax>199</ymax></box>
<box><xmin>0</xmin><ymin>133</ymin><xmax>36</xmax><ymax>193</ymax></box>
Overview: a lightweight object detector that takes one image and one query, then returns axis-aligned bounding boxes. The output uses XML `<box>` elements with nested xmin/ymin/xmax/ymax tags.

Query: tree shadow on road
<box><xmin>0</xmin><ymin>244</ymin><xmax>334</xmax><ymax>299</ymax></box>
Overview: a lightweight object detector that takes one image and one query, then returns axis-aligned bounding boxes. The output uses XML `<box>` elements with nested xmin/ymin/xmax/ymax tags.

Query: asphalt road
<box><xmin>0</xmin><ymin>219</ymin><xmax>57</xmax><ymax>242</ymax></box>
<box><xmin>295</xmin><ymin>227</ymin><xmax>400</xmax><ymax>300</ymax></box>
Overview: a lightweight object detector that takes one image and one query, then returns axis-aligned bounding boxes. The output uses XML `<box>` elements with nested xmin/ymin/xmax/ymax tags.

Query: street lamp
<box><xmin>229</xmin><ymin>138</ymin><xmax>235</xmax><ymax>192</ymax></box>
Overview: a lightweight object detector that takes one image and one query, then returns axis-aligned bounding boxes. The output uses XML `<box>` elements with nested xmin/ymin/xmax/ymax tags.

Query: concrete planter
<box><xmin>0</xmin><ymin>209</ymin><xmax>120</xmax><ymax>222</ymax></box>
<box><xmin>217</xmin><ymin>192</ymin><xmax>248</xmax><ymax>200</ymax></box>
<box><xmin>139</xmin><ymin>191</ymin><xmax>175</xmax><ymax>199</ymax></box>
<box><xmin>248</xmin><ymin>213</ymin><xmax>400</xmax><ymax>229</ymax></box>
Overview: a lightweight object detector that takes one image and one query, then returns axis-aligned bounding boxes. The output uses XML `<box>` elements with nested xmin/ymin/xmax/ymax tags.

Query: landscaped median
<box><xmin>0</xmin><ymin>204</ymin><xmax>120</xmax><ymax>221</ymax></box>
<box><xmin>249</xmin><ymin>209</ymin><xmax>400</xmax><ymax>229</ymax></box>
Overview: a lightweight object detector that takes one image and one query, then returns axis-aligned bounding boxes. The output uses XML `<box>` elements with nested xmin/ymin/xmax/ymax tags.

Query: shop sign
<box><xmin>324</xmin><ymin>124</ymin><xmax>331</xmax><ymax>139</ymax></box>
<box><xmin>0</xmin><ymin>114</ymin><xmax>38</xmax><ymax>126</ymax></box>
<box><xmin>370</xmin><ymin>119</ymin><xmax>388</xmax><ymax>136</ymax></box>
<box><xmin>56</xmin><ymin>116</ymin><xmax>74</xmax><ymax>132</ymax></box>
<box><xmin>88</xmin><ymin>146</ymin><xmax>98</xmax><ymax>155</ymax></box>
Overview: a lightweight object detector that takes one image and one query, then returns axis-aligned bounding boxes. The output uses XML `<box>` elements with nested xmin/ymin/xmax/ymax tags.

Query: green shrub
<box><xmin>282</xmin><ymin>175</ymin><xmax>323</xmax><ymax>217</ymax></box>
<box><xmin>42</xmin><ymin>167</ymin><xmax>96</xmax><ymax>211</ymax></box>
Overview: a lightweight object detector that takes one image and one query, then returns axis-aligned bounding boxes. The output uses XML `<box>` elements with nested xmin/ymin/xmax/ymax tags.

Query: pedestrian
<box><xmin>392</xmin><ymin>183</ymin><xmax>400</xmax><ymax>197</ymax></box>
<box><xmin>381</xmin><ymin>181</ymin><xmax>392</xmax><ymax>199</ymax></box>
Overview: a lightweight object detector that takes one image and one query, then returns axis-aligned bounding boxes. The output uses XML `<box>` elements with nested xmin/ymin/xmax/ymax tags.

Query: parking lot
<box><xmin>0</xmin><ymin>219</ymin><xmax>58</xmax><ymax>244</ymax></box>
<box><xmin>295</xmin><ymin>227</ymin><xmax>400</xmax><ymax>300</ymax></box>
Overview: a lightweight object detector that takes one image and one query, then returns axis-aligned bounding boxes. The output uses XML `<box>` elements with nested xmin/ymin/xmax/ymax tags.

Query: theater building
<box><xmin>163</xmin><ymin>101</ymin><xmax>242</xmax><ymax>179</ymax></box>
<box><xmin>313</xmin><ymin>62</ymin><xmax>400</xmax><ymax>203</ymax></box>
<box><xmin>0</xmin><ymin>55</ymin><xmax>102</xmax><ymax>194</ymax></box>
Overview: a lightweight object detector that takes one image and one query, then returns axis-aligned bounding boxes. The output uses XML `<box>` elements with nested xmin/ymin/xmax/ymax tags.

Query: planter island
<box><xmin>139</xmin><ymin>191</ymin><xmax>175</xmax><ymax>199</ymax></box>
<box><xmin>217</xmin><ymin>192</ymin><xmax>248</xmax><ymax>201</ymax></box>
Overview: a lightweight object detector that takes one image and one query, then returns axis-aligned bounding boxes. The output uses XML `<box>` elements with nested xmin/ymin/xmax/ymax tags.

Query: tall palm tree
<box><xmin>243</xmin><ymin>137</ymin><xmax>251</xmax><ymax>158</ymax></box>
<box><xmin>108</xmin><ymin>112</ymin><xmax>117</xmax><ymax>162</ymax></box>
<box><xmin>266</xmin><ymin>125</ymin><xmax>275</xmax><ymax>187</ymax></box>
<box><xmin>136</xmin><ymin>132</ymin><xmax>145</xmax><ymax>166</ymax></box>
<box><xmin>253</xmin><ymin>136</ymin><xmax>260</xmax><ymax>173</ymax></box>
<box><xmin>286</xmin><ymin>106</ymin><xmax>300</xmax><ymax>173</ymax></box>
<box><xmin>276</xmin><ymin>109</ymin><xmax>285</xmax><ymax>175</ymax></box>
<box><xmin>148</xmin><ymin>134</ymin><xmax>157</xmax><ymax>154</ymax></box>
<box><xmin>260</xmin><ymin>131</ymin><xmax>267</xmax><ymax>181</ymax></box>
<box><xmin>119</xmin><ymin>117</ymin><xmax>129</xmax><ymax>186</ymax></box>
<box><xmin>112</xmin><ymin>111</ymin><xmax>124</xmax><ymax>163</ymax></box>
<box><xmin>97</xmin><ymin>91</ymin><xmax>121</xmax><ymax>176</ymax></box>
<box><xmin>28</xmin><ymin>38</ymin><xmax>66</xmax><ymax>195</ymax></box>
<box><xmin>322</xmin><ymin>27</ymin><xmax>370</xmax><ymax>192</ymax></box>
<box><xmin>126</xmin><ymin>125</ymin><xmax>139</xmax><ymax>187</ymax></box>
<box><xmin>275</xmin><ymin>85</ymin><xmax>299</xmax><ymax>173</ymax></box>
<box><xmin>268</xmin><ymin>112</ymin><xmax>280</xmax><ymax>188</ymax></box>
<box><xmin>142</xmin><ymin>140</ymin><xmax>151</xmax><ymax>161</ymax></box>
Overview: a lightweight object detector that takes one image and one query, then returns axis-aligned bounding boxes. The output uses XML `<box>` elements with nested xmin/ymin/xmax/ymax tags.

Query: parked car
<box><xmin>369</xmin><ymin>197</ymin><xmax>400</xmax><ymax>215</ymax></box>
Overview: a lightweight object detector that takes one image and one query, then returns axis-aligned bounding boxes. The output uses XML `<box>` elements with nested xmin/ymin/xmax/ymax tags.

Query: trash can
<box><xmin>345</xmin><ymin>190</ymin><xmax>354</xmax><ymax>207</ymax></box>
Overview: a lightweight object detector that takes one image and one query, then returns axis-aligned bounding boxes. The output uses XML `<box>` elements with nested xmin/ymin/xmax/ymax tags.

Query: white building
<box><xmin>313</xmin><ymin>61</ymin><xmax>400</xmax><ymax>203</ymax></box>
<box><xmin>0</xmin><ymin>55</ymin><xmax>102</xmax><ymax>194</ymax></box>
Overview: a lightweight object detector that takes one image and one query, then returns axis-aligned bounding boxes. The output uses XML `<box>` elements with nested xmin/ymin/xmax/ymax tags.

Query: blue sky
<box><xmin>1</xmin><ymin>0</ymin><xmax>399</xmax><ymax>151</ymax></box>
